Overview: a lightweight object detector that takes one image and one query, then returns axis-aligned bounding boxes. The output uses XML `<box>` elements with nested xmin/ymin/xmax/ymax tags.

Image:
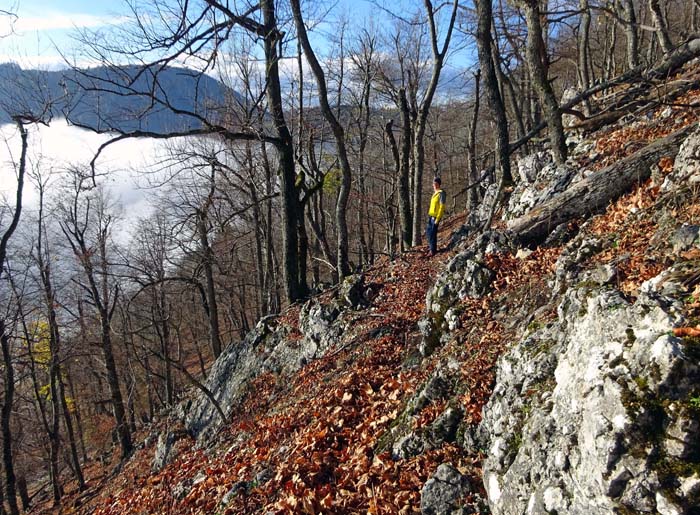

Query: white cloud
<box><xmin>1</xmin><ymin>12</ymin><xmax>128</xmax><ymax>35</ymax></box>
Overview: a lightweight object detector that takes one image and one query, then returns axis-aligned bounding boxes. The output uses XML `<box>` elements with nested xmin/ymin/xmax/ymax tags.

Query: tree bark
<box><xmin>520</xmin><ymin>0</ymin><xmax>567</xmax><ymax>163</ymax></box>
<box><xmin>475</xmin><ymin>0</ymin><xmax>512</xmax><ymax>185</ymax></box>
<box><xmin>620</xmin><ymin>0</ymin><xmax>640</xmax><ymax>69</ymax></box>
<box><xmin>0</xmin><ymin>118</ymin><xmax>27</xmax><ymax>515</ymax></box>
<box><xmin>579</xmin><ymin>0</ymin><xmax>592</xmax><ymax>95</ymax></box>
<box><xmin>649</xmin><ymin>0</ymin><xmax>673</xmax><ymax>55</ymax></box>
<box><xmin>196</xmin><ymin>208</ymin><xmax>222</xmax><ymax>358</ymax></box>
<box><xmin>467</xmin><ymin>71</ymin><xmax>481</xmax><ymax>212</ymax></box>
<box><xmin>290</xmin><ymin>0</ymin><xmax>352</xmax><ymax>279</ymax></box>
<box><xmin>261</xmin><ymin>0</ymin><xmax>305</xmax><ymax>303</ymax></box>
<box><xmin>0</xmin><ymin>322</ymin><xmax>20</xmax><ymax>515</ymax></box>
<box><xmin>398</xmin><ymin>89</ymin><xmax>413</xmax><ymax>251</ymax></box>
<box><xmin>410</xmin><ymin>0</ymin><xmax>458</xmax><ymax>247</ymax></box>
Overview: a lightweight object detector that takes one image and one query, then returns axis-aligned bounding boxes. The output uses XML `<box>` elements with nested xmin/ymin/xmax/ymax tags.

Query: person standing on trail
<box><xmin>426</xmin><ymin>177</ymin><xmax>446</xmax><ymax>257</ymax></box>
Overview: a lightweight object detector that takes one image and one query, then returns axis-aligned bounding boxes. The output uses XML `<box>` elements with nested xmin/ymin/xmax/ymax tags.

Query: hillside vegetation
<box><xmin>2</xmin><ymin>2</ymin><xmax>700</xmax><ymax>514</ymax></box>
<box><xmin>45</xmin><ymin>62</ymin><xmax>700</xmax><ymax>514</ymax></box>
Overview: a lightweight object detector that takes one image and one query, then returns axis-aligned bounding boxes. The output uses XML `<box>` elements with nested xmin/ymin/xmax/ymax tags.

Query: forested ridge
<box><xmin>1</xmin><ymin>1</ymin><xmax>700</xmax><ymax>513</ymax></box>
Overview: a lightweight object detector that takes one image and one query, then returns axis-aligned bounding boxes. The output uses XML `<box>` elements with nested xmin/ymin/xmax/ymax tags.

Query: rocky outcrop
<box><xmin>420</xmin><ymin>231</ymin><xmax>511</xmax><ymax>356</ymax></box>
<box><xmin>662</xmin><ymin>124</ymin><xmax>700</xmax><ymax>192</ymax></box>
<box><xmin>376</xmin><ymin>359</ymin><xmax>464</xmax><ymax>461</ymax></box>
<box><xmin>505</xmin><ymin>152</ymin><xmax>580</xmax><ymax>221</ymax></box>
<box><xmin>480</xmin><ymin>269</ymin><xmax>700</xmax><ymax>514</ymax></box>
<box><xmin>420</xmin><ymin>463</ymin><xmax>474</xmax><ymax>515</ymax></box>
<box><xmin>182</xmin><ymin>281</ymin><xmax>366</xmax><ymax>442</ymax></box>
<box><xmin>450</xmin><ymin>180</ymin><xmax>501</xmax><ymax>248</ymax></box>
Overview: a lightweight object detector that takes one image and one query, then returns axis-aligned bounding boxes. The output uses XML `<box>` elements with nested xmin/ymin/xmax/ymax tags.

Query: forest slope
<box><xmin>35</xmin><ymin>62</ymin><xmax>700</xmax><ymax>515</ymax></box>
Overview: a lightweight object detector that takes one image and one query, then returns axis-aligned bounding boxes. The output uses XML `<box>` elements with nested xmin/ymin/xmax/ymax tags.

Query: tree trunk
<box><xmin>0</xmin><ymin>322</ymin><xmax>20</xmax><ymax>515</ymax></box>
<box><xmin>620</xmin><ymin>0</ymin><xmax>640</xmax><ymax>69</ymax></box>
<box><xmin>262</xmin><ymin>0</ymin><xmax>304</xmax><ymax>303</ymax></box>
<box><xmin>649</xmin><ymin>0</ymin><xmax>673</xmax><ymax>55</ymax></box>
<box><xmin>100</xmin><ymin>316</ymin><xmax>132</xmax><ymax>459</ymax></box>
<box><xmin>398</xmin><ymin>89</ymin><xmax>412</xmax><ymax>251</ymax></box>
<box><xmin>58</xmin><ymin>373</ymin><xmax>85</xmax><ymax>489</ymax></box>
<box><xmin>66</xmin><ymin>367</ymin><xmax>88</xmax><ymax>463</ymax></box>
<box><xmin>290</xmin><ymin>0</ymin><xmax>352</xmax><ymax>279</ymax></box>
<box><xmin>475</xmin><ymin>0</ymin><xmax>512</xmax><ymax>185</ymax></box>
<box><xmin>579</xmin><ymin>0</ymin><xmax>592</xmax><ymax>95</ymax></box>
<box><xmin>521</xmin><ymin>0</ymin><xmax>567</xmax><ymax>164</ymax></box>
<box><xmin>467</xmin><ymin>71</ymin><xmax>481</xmax><ymax>212</ymax></box>
<box><xmin>197</xmin><ymin>210</ymin><xmax>222</xmax><ymax>358</ymax></box>
<box><xmin>0</xmin><ymin>118</ymin><xmax>28</xmax><ymax>515</ymax></box>
<box><xmin>410</xmin><ymin>0</ymin><xmax>458</xmax><ymax>247</ymax></box>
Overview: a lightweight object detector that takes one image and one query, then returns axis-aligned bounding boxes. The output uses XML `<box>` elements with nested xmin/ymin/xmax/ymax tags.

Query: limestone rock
<box><xmin>480</xmin><ymin>270</ymin><xmax>700</xmax><ymax>515</ymax></box>
<box><xmin>662</xmin><ymin>124</ymin><xmax>700</xmax><ymax>192</ymax></box>
<box><xmin>671</xmin><ymin>224</ymin><xmax>700</xmax><ymax>254</ymax></box>
<box><xmin>451</xmin><ymin>182</ymin><xmax>501</xmax><ymax>248</ymax></box>
<box><xmin>339</xmin><ymin>274</ymin><xmax>369</xmax><ymax>309</ymax></box>
<box><xmin>420</xmin><ymin>463</ymin><xmax>472</xmax><ymax>515</ymax></box>
<box><xmin>505</xmin><ymin>156</ymin><xmax>580</xmax><ymax>220</ymax></box>
<box><xmin>552</xmin><ymin>232</ymin><xmax>604</xmax><ymax>293</ymax></box>
<box><xmin>183</xmin><ymin>287</ymin><xmax>358</xmax><ymax>443</ymax></box>
<box><xmin>152</xmin><ymin>432</ymin><xmax>177</xmax><ymax>472</ymax></box>
<box><xmin>516</xmin><ymin>151</ymin><xmax>552</xmax><ymax>184</ymax></box>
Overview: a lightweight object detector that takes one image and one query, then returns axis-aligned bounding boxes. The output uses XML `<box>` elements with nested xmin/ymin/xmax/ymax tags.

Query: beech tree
<box><xmin>58</xmin><ymin>177</ymin><xmax>133</xmax><ymax>460</ymax></box>
<box><xmin>0</xmin><ymin>117</ymin><xmax>28</xmax><ymax>515</ymax></box>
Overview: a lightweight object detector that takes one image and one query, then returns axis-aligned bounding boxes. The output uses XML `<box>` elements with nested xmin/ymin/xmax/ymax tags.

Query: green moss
<box><xmin>505</xmin><ymin>430</ymin><xmax>523</xmax><ymax>460</ymax></box>
<box><xmin>689</xmin><ymin>396</ymin><xmax>700</xmax><ymax>410</ymax></box>
<box><xmin>626</xmin><ymin>328</ymin><xmax>637</xmax><ymax>346</ymax></box>
<box><xmin>524</xmin><ymin>338</ymin><xmax>557</xmax><ymax>358</ymax></box>
<box><xmin>634</xmin><ymin>376</ymin><xmax>648</xmax><ymax>391</ymax></box>
<box><xmin>374</xmin><ymin>409</ymin><xmax>412</xmax><ymax>454</ymax></box>
<box><xmin>576</xmin><ymin>280</ymin><xmax>601</xmax><ymax>289</ymax></box>
<box><xmin>527</xmin><ymin>320</ymin><xmax>543</xmax><ymax>334</ymax></box>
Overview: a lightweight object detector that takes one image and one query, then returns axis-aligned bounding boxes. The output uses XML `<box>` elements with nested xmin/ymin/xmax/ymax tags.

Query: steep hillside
<box><xmin>36</xmin><ymin>66</ymin><xmax>700</xmax><ymax>515</ymax></box>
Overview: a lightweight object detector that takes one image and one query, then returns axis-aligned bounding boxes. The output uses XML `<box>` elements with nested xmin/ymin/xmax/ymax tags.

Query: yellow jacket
<box><xmin>428</xmin><ymin>189</ymin><xmax>446</xmax><ymax>223</ymax></box>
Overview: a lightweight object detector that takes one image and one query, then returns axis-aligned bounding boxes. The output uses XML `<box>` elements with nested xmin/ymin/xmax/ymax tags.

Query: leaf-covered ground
<box><xmin>40</xmin><ymin>72</ymin><xmax>700</xmax><ymax>515</ymax></box>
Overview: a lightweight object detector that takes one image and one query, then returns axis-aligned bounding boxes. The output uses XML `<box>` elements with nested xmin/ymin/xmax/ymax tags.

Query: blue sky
<box><xmin>1</xmin><ymin>0</ymin><xmax>380</xmax><ymax>68</ymax></box>
<box><xmin>1</xmin><ymin>0</ymin><xmax>473</xmax><ymax>96</ymax></box>
<box><xmin>1</xmin><ymin>0</ymin><xmax>131</xmax><ymax>67</ymax></box>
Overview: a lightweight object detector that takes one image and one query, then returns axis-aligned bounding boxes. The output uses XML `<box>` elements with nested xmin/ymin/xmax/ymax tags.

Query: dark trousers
<box><xmin>426</xmin><ymin>217</ymin><xmax>438</xmax><ymax>254</ymax></box>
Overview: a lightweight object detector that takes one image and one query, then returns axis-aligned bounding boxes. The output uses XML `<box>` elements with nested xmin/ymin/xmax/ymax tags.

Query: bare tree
<box><xmin>516</xmin><ymin>0</ymin><xmax>568</xmax><ymax>164</ymax></box>
<box><xmin>0</xmin><ymin>117</ymin><xmax>28</xmax><ymax>515</ymax></box>
<box><xmin>59</xmin><ymin>177</ymin><xmax>132</xmax><ymax>460</ymax></box>
<box><xmin>290</xmin><ymin>0</ymin><xmax>354</xmax><ymax>278</ymax></box>
<box><xmin>474</xmin><ymin>0</ymin><xmax>512</xmax><ymax>187</ymax></box>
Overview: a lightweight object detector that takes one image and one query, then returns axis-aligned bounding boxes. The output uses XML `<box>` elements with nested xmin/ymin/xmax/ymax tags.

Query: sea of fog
<box><xmin>0</xmin><ymin>119</ymin><xmax>196</xmax><ymax>240</ymax></box>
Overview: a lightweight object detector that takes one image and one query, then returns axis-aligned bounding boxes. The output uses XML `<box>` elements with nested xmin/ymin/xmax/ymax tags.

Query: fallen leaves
<box><xmin>673</xmin><ymin>326</ymin><xmax>700</xmax><ymax>338</ymax></box>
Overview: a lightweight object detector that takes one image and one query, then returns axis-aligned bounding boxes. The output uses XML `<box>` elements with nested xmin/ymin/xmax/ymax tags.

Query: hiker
<box><xmin>426</xmin><ymin>177</ymin><xmax>446</xmax><ymax>257</ymax></box>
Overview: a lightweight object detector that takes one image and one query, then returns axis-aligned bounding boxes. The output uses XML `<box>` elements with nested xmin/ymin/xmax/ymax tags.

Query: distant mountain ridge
<box><xmin>0</xmin><ymin>63</ymin><xmax>235</xmax><ymax>134</ymax></box>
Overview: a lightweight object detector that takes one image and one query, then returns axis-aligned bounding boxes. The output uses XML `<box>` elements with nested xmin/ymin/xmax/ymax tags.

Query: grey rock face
<box><xmin>671</xmin><ymin>224</ymin><xmax>700</xmax><ymax>254</ymax></box>
<box><xmin>552</xmin><ymin>232</ymin><xmax>604</xmax><ymax>293</ymax></box>
<box><xmin>505</xmin><ymin>155</ymin><xmax>581</xmax><ymax>220</ymax></box>
<box><xmin>338</xmin><ymin>274</ymin><xmax>370</xmax><ymax>309</ymax></box>
<box><xmin>662</xmin><ymin>124</ymin><xmax>700</xmax><ymax>192</ymax></box>
<box><xmin>383</xmin><ymin>364</ymin><xmax>463</xmax><ymax>460</ymax></box>
<box><xmin>451</xmin><ymin>181</ymin><xmax>502</xmax><ymax>248</ymax></box>
<box><xmin>421</xmin><ymin>463</ymin><xmax>472</xmax><ymax>515</ymax></box>
<box><xmin>517</xmin><ymin>151</ymin><xmax>552</xmax><ymax>184</ymax></box>
<box><xmin>422</xmin><ymin>231</ymin><xmax>511</xmax><ymax>356</ymax></box>
<box><xmin>428</xmin><ymin>256</ymin><xmax>494</xmax><ymax>312</ymax></box>
<box><xmin>183</xmin><ymin>289</ymin><xmax>361</xmax><ymax>442</ymax></box>
<box><xmin>152</xmin><ymin>432</ymin><xmax>177</xmax><ymax>472</ymax></box>
<box><xmin>427</xmin><ymin>231</ymin><xmax>509</xmax><ymax>316</ymax></box>
<box><xmin>480</xmin><ymin>271</ymin><xmax>700</xmax><ymax>515</ymax></box>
